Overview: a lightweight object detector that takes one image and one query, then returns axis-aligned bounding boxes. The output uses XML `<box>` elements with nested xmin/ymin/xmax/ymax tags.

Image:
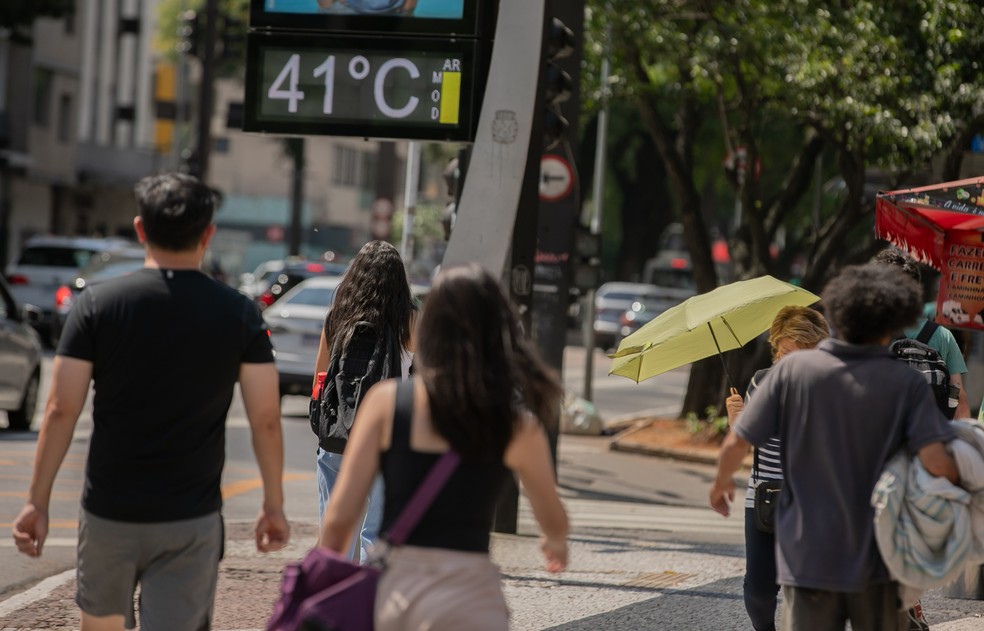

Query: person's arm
<box><xmin>725</xmin><ymin>388</ymin><xmax>743</xmax><ymax>429</ymax></box>
<box><xmin>505</xmin><ymin>414</ymin><xmax>568</xmax><ymax>573</ymax></box>
<box><xmin>318</xmin><ymin>0</ymin><xmax>335</xmax><ymax>8</ymax></box>
<box><xmin>399</xmin><ymin>0</ymin><xmax>417</xmax><ymax>13</ymax></box>
<box><xmin>239</xmin><ymin>363</ymin><xmax>290</xmax><ymax>552</ymax></box>
<box><xmin>918</xmin><ymin>441</ymin><xmax>960</xmax><ymax>484</ymax></box>
<box><xmin>951</xmin><ymin>372</ymin><xmax>970</xmax><ymax>419</ymax></box>
<box><xmin>709</xmin><ymin>430</ymin><xmax>750</xmax><ymax>517</ymax></box>
<box><xmin>319</xmin><ymin>381</ymin><xmax>392</xmax><ymax>551</ymax></box>
<box><xmin>12</xmin><ymin>356</ymin><xmax>92</xmax><ymax>557</ymax></box>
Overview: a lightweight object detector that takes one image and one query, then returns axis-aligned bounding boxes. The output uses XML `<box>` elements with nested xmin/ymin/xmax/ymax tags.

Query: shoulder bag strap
<box><xmin>752</xmin><ymin>446</ymin><xmax>760</xmax><ymax>484</ymax></box>
<box><xmin>916</xmin><ymin>320</ymin><xmax>938</xmax><ymax>345</ymax></box>
<box><xmin>386</xmin><ymin>380</ymin><xmax>460</xmax><ymax>546</ymax></box>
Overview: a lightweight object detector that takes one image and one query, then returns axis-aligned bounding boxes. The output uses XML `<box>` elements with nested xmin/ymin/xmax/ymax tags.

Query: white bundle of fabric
<box><xmin>871</xmin><ymin>420</ymin><xmax>984</xmax><ymax>609</ymax></box>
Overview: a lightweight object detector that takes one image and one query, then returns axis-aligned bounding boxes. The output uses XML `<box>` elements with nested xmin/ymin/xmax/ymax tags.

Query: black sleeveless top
<box><xmin>380</xmin><ymin>381</ymin><xmax>511</xmax><ymax>552</ymax></box>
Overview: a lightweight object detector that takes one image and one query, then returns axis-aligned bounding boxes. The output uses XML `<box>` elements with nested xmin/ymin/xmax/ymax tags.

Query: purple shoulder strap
<box><xmin>386</xmin><ymin>380</ymin><xmax>460</xmax><ymax>546</ymax></box>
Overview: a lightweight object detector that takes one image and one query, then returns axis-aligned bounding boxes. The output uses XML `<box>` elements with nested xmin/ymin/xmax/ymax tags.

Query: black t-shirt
<box><xmin>57</xmin><ymin>268</ymin><xmax>274</xmax><ymax>522</ymax></box>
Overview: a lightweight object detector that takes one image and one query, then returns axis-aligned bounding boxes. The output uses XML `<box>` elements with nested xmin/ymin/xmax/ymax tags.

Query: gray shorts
<box><xmin>76</xmin><ymin>508</ymin><xmax>224</xmax><ymax>630</ymax></box>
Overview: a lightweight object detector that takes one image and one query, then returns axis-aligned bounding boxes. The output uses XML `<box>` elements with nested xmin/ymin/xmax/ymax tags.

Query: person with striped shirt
<box><xmin>720</xmin><ymin>306</ymin><xmax>830</xmax><ymax>631</ymax></box>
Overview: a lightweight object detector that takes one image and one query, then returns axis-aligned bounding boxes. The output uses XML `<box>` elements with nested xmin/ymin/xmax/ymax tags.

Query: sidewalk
<box><xmin>4</xmin><ymin>517</ymin><xmax>984</xmax><ymax>631</ymax></box>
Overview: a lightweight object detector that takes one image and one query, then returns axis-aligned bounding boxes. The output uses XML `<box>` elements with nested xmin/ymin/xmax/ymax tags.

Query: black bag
<box><xmin>889</xmin><ymin>321</ymin><xmax>957</xmax><ymax>419</ymax></box>
<box><xmin>752</xmin><ymin>447</ymin><xmax>781</xmax><ymax>534</ymax></box>
<box><xmin>309</xmin><ymin>321</ymin><xmax>400</xmax><ymax>453</ymax></box>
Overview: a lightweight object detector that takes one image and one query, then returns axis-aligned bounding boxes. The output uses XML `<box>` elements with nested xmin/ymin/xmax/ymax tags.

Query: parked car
<box><xmin>5</xmin><ymin>235</ymin><xmax>138</xmax><ymax>346</ymax></box>
<box><xmin>263</xmin><ymin>276</ymin><xmax>343</xmax><ymax>398</ymax></box>
<box><xmin>0</xmin><ymin>274</ymin><xmax>44</xmax><ymax>430</ymax></box>
<box><xmin>593</xmin><ymin>282</ymin><xmax>696</xmax><ymax>350</ymax></box>
<box><xmin>265</xmin><ymin>276</ymin><xmax>429</xmax><ymax>399</ymax></box>
<box><xmin>51</xmin><ymin>248</ymin><xmax>147</xmax><ymax>345</ymax></box>
<box><xmin>613</xmin><ymin>286</ymin><xmax>696</xmax><ymax>348</ymax></box>
<box><xmin>248</xmin><ymin>260</ymin><xmax>348</xmax><ymax>309</ymax></box>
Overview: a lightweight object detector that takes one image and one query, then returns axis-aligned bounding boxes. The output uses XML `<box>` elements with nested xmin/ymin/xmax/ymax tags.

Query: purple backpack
<box><xmin>267</xmin><ymin>382</ymin><xmax>458</xmax><ymax>631</ymax></box>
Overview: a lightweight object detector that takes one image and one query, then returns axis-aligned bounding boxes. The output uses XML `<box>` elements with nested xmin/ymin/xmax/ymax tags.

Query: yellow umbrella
<box><xmin>609</xmin><ymin>275</ymin><xmax>821</xmax><ymax>385</ymax></box>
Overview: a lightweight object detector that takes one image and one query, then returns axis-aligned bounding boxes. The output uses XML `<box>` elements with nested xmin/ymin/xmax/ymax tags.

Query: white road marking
<box><xmin>0</xmin><ymin>569</ymin><xmax>75</xmax><ymax>618</ymax></box>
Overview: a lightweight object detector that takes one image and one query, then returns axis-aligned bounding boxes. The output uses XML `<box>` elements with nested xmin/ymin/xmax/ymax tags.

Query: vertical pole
<box><xmin>194</xmin><ymin>0</ymin><xmax>219</xmax><ymax>181</ymax></box>
<box><xmin>400</xmin><ymin>141</ymin><xmax>420</xmax><ymax>260</ymax></box>
<box><xmin>288</xmin><ymin>138</ymin><xmax>305</xmax><ymax>257</ymax></box>
<box><xmin>172</xmin><ymin>0</ymin><xmax>188</xmax><ymax>170</ymax></box>
<box><xmin>582</xmin><ymin>30</ymin><xmax>610</xmax><ymax>403</ymax></box>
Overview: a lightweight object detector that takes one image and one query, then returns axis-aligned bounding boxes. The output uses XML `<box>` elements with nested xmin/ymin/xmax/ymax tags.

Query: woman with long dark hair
<box><xmin>312</xmin><ymin>240</ymin><xmax>417</xmax><ymax>562</ymax></box>
<box><xmin>319</xmin><ymin>263</ymin><xmax>568</xmax><ymax>630</ymax></box>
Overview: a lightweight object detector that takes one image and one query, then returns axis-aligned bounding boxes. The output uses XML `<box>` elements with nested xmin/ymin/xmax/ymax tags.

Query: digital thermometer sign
<box><xmin>243</xmin><ymin>34</ymin><xmax>479</xmax><ymax>141</ymax></box>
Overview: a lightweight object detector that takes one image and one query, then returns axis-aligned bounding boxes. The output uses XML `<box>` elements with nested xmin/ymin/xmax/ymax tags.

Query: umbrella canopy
<box><xmin>608</xmin><ymin>275</ymin><xmax>821</xmax><ymax>384</ymax></box>
<box><xmin>874</xmin><ymin>176</ymin><xmax>984</xmax><ymax>269</ymax></box>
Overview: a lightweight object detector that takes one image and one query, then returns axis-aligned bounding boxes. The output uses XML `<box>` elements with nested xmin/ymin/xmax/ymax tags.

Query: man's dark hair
<box><xmin>822</xmin><ymin>263</ymin><xmax>922</xmax><ymax>345</ymax></box>
<box><xmin>871</xmin><ymin>247</ymin><xmax>921</xmax><ymax>283</ymax></box>
<box><xmin>134</xmin><ymin>173</ymin><xmax>215</xmax><ymax>251</ymax></box>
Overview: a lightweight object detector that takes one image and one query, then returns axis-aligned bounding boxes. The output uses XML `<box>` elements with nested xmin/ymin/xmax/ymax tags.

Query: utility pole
<box><xmin>193</xmin><ymin>0</ymin><xmax>219</xmax><ymax>181</ymax></box>
<box><xmin>287</xmin><ymin>138</ymin><xmax>305</xmax><ymax>256</ymax></box>
<box><xmin>582</xmin><ymin>38</ymin><xmax>610</xmax><ymax>403</ymax></box>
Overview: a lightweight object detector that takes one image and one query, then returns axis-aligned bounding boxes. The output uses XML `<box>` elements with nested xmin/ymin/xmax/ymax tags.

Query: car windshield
<box><xmin>602</xmin><ymin>291</ymin><xmax>648</xmax><ymax>302</ymax></box>
<box><xmin>283</xmin><ymin>287</ymin><xmax>336</xmax><ymax>307</ymax></box>
<box><xmin>84</xmin><ymin>260</ymin><xmax>146</xmax><ymax>284</ymax></box>
<box><xmin>18</xmin><ymin>246</ymin><xmax>98</xmax><ymax>268</ymax></box>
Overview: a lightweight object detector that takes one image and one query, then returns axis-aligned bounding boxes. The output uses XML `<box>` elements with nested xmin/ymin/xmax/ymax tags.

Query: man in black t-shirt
<box><xmin>12</xmin><ymin>173</ymin><xmax>290</xmax><ymax>630</ymax></box>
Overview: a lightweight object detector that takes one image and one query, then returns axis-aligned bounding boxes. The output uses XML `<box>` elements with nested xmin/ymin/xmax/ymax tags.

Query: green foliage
<box><xmin>584</xmin><ymin>0</ymin><xmax>984</xmax><ymax>280</ymax></box>
<box><xmin>391</xmin><ymin>202</ymin><xmax>446</xmax><ymax>245</ymax></box>
<box><xmin>685</xmin><ymin>405</ymin><xmax>729</xmax><ymax>439</ymax></box>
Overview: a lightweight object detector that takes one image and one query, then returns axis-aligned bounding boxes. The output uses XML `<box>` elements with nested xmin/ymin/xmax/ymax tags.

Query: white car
<box><xmin>593</xmin><ymin>282</ymin><xmax>667</xmax><ymax>350</ymax></box>
<box><xmin>5</xmin><ymin>235</ymin><xmax>138</xmax><ymax>346</ymax></box>
<box><xmin>263</xmin><ymin>276</ymin><xmax>343</xmax><ymax>398</ymax></box>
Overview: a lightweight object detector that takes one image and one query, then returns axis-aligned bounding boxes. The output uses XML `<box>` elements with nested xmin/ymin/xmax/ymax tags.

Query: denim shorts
<box><xmin>76</xmin><ymin>508</ymin><xmax>223</xmax><ymax>629</ymax></box>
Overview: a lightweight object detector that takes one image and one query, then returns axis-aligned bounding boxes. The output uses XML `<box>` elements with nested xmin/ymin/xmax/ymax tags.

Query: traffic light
<box><xmin>541</xmin><ymin>18</ymin><xmax>575</xmax><ymax>151</ymax></box>
<box><xmin>176</xmin><ymin>10</ymin><xmax>202</xmax><ymax>58</ymax></box>
<box><xmin>573</xmin><ymin>224</ymin><xmax>602</xmax><ymax>291</ymax></box>
<box><xmin>218</xmin><ymin>14</ymin><xmax>246</xmax><ymax>63</ymax></box>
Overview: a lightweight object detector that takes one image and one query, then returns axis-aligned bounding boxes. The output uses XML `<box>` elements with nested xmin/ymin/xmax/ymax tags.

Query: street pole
<box><xmin>194</xmin><ymin>0</ymin><xmax>219</xmax><ymax>181</ymax></box>
<box><xmin>582</xmin><ymin>30</ymin><xmax>610</xmax><ymax>403</ymax></box>
<box><xmin>400</xmin><ymin>141</ymin><xmax>420</xmax><ymax>261</ymax></box>
<box><xmin>172</xmin><ymin>0</ymin><xmax>188</xmax><ymax>170</ymax></box>
<box><xmin>288</xmin><ymin>138</ymin><xmax>305</xmax><ymax>257</ymax></box>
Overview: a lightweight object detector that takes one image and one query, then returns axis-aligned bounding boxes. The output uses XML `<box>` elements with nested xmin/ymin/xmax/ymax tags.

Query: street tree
<box><xmin>584</xmin><ymin>0</ymin><xmax>984</xmax><ymax>415</ymax></box>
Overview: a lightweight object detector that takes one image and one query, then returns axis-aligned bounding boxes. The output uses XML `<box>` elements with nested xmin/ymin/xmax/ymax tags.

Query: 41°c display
<box><xmin>243</xmin><ymin>33</ymin><xmax>481</xmax><ymax>141</ymax></box>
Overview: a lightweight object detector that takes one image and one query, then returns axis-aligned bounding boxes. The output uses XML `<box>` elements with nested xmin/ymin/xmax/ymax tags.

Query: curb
<box><xmin>606</xmin><ymin>417</ymin><xmax>753</xmax><ymax>469</ymax></box>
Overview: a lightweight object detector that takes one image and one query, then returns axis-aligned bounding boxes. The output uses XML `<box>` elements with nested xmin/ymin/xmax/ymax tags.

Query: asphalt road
<box><xmin>0</xmin><ymin>348</ymin><xmax>709</xmax><ymax>602</ymax></box>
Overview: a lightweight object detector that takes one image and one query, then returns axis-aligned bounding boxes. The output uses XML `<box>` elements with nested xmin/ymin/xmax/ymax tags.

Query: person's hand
<box><xmin>725</xmin><ymin>388</ymin><xmax>743</xmax><ymax>428</ymax></box>
<box><xmin>399</xmin><ymin>0</ymin><xmax>418</xmax><ymax>13</ymax></box>
<box><xmin>709</xmin><ymin>476</ymin><xmax>736</xmax><ymax>518</ymax></box>
<box><xmin>255</xmin><ymin>507</ymin><xmax>290</xmax><ymax>553</ymax></box>
<box><xmin>12</xmin><ymin>503</ymin><xmax>48</xmax><ymax>558</ymax></box>
<box><xmin>541</xmin><ymin>535</ymin><xmax>567</xmax><ymax>573</ymax></box>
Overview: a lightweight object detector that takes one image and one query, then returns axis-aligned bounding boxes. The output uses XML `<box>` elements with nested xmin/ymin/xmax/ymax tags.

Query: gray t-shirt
<box><xmin>735</xmin><ymin>338</ymin><xmax>955</xmax><ymax>592</ymax></box>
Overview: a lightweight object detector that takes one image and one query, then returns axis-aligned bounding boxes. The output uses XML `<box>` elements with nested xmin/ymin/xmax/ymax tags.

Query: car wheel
<box><xmin>8</xmin><ymin>371</ymin><xmax>40</xmax><ymax>431</ymax></box>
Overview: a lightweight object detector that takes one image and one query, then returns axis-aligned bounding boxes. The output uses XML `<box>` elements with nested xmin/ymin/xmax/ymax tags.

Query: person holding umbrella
<box><xmin>721</xmin><ymin>306</ymin><xmax>830</xmax><ymax>631</ymax></box>
<box><xmin>711</xmin><ymin>263</ymin><xmax>958</xmax><ymax>630</ymax></box>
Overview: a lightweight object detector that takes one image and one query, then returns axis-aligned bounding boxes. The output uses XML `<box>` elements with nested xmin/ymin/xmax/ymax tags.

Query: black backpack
<box><xmin>889</xmin><ymin>321</ymin><xmax>957</xmax><ymax>419</ymax></box>
<box><xmin>310</xmin><ymin>321</ymin><xmax>401</xmax><ymax>453</ymax></box>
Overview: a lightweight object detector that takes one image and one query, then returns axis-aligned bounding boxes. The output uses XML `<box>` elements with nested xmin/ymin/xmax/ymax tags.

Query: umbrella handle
<box><xmin>707</xmin><ymin>322</ymin><xmax>736</xmax><ymax>391</ymax></box>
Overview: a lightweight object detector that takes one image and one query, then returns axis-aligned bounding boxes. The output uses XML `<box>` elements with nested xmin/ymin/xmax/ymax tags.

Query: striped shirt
<box><xmin>744</xmin><ymin>368</ymin><xmax>782</xmax><ymax>508</ymax></box>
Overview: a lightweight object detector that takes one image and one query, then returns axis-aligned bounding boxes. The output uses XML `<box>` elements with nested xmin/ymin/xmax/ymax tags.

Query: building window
<box><xmin>33</xmin><ymin>69</ymin><xmax>53</xmax><ymax>128</ymax></box>
<box><xmin>332</xmin><ymin>146</ymin><xmax>358</xmax><ymax>187</ymax></box>
<box><xmin>57</xmin><ymin>94</ymin><xmax>72</xmax><ymax>143</ymax></box>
